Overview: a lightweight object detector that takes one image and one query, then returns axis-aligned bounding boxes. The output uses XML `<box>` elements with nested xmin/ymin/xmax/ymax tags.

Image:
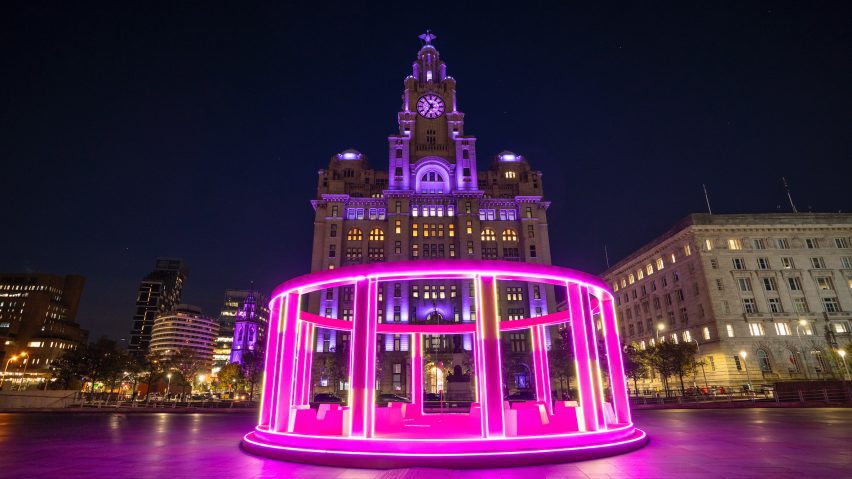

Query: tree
<box><xmin>667</xmin><ymin>341</ymin><xmax>698</xmax><ymax>394</ymax></box>
<box><xmin>216</xmin><ymin>363</ymin><xmax>245</xmax><ymax>394</ymax></box>
<box><xmin>622</xmin><ymin>344</ymin><xmax>648</xmax><ymax>396</ymax></box>
<box><xmin>164</xmin><ymin>349</ymin><xmax>207</xmax><ymax>395</ymax></box>
<box><xmin>239</xmin><ymin>351</ymin><xmax>264</xmax><ymax>401</ymax></box>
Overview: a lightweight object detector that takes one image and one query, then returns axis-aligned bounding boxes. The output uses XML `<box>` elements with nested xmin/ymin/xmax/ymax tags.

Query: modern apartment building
<box><xmin>0</xmin><ymin>273</ymin><xmax>88</xmax><ymax>382</ymax></box>
<box><xmin>603</xmin><ymin>213</ymin><xmax>852</xmax><ymax>389</ymax></box>
<box><xmin>128</xmin><ymin>258</ymin><xmax>188</xmax><ymax>356</ymax></box>
<box><xmin>149</xmin><ymin>304</ymin><xmax>218</xmax><ymax>367</ymax></box>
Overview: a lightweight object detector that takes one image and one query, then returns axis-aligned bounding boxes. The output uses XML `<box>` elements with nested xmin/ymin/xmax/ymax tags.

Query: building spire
<box><xmin>418</xmin><ymin>30</ymin><xmax>436</xmax><ymax>45</ymax></box>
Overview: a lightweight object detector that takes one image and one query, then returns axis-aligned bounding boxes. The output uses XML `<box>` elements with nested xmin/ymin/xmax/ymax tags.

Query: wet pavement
<box><xmin>1</xmin><ymin>408</ymin><xmax>850</xmax><ymax>478</ymax></box>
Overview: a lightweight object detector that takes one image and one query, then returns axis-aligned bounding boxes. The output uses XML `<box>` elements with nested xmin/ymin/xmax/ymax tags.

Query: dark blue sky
<box><xmin>2</xmin><ymin>2</ymin><xmax>850</xmax><ymax>341</ymax></box>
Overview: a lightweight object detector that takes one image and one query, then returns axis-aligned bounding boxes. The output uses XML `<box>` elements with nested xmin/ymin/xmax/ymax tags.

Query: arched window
<box><xmin>502</xmin><ymin>229</ymin><xmax>518</xmax><ymax>242</ymax></box>
<box><xmin>420</xmin><ymin>172</ymin><xmax>444</xmax><ymax>182</ymax></box>
<box><xmin>481</xmin><ymin>228</ymin><xmax>496</xmax><ymax>242</ymax></box>
<box><xmin>347</xmin><ymin>228</ymin><xmax>362</xmax><ymax>241</ymax></box>
<box><xmin>369</xmin><ymin>228</ymin><xmax>384</xmax><ymax>241</ymax></box>
<box><xmin>757</xmin><ymin>349</ymin><xmax>771</xmax><ymax>372</ymax></box>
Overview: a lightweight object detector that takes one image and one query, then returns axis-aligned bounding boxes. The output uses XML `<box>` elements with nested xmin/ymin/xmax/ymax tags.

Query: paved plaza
<box><xmin>1</xmin><ymin>408</ymin><xmax>849</xmax><ymax>478</ymax></box>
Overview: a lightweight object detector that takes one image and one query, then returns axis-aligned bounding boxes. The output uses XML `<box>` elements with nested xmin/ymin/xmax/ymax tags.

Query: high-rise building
<box><xmin>602</xmin><ymin>213</ymin><xmax>852</xmax><ymax>389</ymax></box>
<box><xmin>128</xmin><ymin>258</ymin><xmax>189</xmax><ymax>356</ymax></box>
<box><xmin>0</xmin><ymin>273</ymin><xmax>88</xmax><ymax>380</ymax></box>
<box><xmin>230</xmin><ymin>289</ymin><xmax>269</xmax><ymax>365</ymax></box>
<box><xmin>149</xmin><ymin>304</ymin><xmax>218</xmax><ymax>367</ymax></box>
<box><xmin>214</xmin><ymin>288</ymin><xmax>269</xmax><ymax>368</ymax></box>
<box><xmin>306</xmin><ymin>35</ymin><xmax>557</xmax><ymax>400</ymax></box>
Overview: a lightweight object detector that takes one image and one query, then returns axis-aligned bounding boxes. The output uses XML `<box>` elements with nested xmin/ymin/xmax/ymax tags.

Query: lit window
<box><xmin>395</xmin><ymin>220</ymin><xmax>401</xmax><ymax>234</ymax></box>
<box><xmin>702</xmin><ymin>327</ymin><xmax>710</xmax><ymax>340</ymax></box>
<box><xmin>369</xmin><ymin>228</ymin><xmax>384</xmax><ymax>241</ymax></box>
<box><xmin>728</xmin><ymin>239</ymin><xmax>742</xmax><ymax>250</ymax></box>
<box><xmin>412</xmin><ymin>223</ymin><xmax>419</xmax><ymax>237</ymax></box>
<box><xmin>481</xmin><ymin>228</ymin><xmax>496</xmax><ymax>241</ymax></box>
<box><xmin>347</xmin><ymin>228</ymin><xmax>362</xmax><ymax>241</ymax></box>
<box><xmin>748</xmin><ymin>322</ymin><xmax>764</xmax><ymax>336</ymax></box>
<box><xmin>502</xmin><ymin>229</ymin><xmax>518</xmax><ymax>242</ymax></box>
<box><xmin>726</xmin><ymin>324</ymin><xmax>735</xmax><ymax>338</ymax></box>
<box><xmin>646</xmin><ymin>264</ymin><xmax>653</xmax><ymax>275</ymax></box>
<box><xmin>505</xmin><ymin>171</ymin><xmax>516</xmax><ymax>179</ymax></box>
<box><xmin>466</xmin><ymin>220</ymin><xmax>473</xmax><ymax>235</ymax></box>
<box><xmin>774</xmin><ymin>322</ymin><xmax>791</xmax><ymax>336</ymax></box>
<box><xmin>628</xmin><ymin>274</ymin><xmax>635</xmax><ymax>285</ymax></box>
<box><xmin>670</xmin><ymin>253</ymin><xmax>677</xmax><ymax>263</ymax></box>
<box><xmin>656</xmin><ymin>258</ymin><xmax>664</xmax><ymax>270</ymax></box>
<box><xmin>704</xmin><ymin>239</ymin><xmax>713</xmax><ymax>251</ymax></box>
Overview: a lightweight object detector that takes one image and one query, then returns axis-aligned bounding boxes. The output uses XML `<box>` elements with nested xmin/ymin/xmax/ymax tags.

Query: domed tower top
<box><xmin>412</xmin><ymin>30</ymin><xmax>447</xmax><ymax>83</ymax></box>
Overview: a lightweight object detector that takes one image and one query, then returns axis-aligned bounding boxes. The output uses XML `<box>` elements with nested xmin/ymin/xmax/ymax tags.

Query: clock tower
<box><xmin>388</xmin><ymin>32</ymin><xmax>479</xmax><ymax>192</ymax></box>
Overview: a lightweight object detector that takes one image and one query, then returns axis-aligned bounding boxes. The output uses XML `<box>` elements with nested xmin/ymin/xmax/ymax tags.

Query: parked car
<box><xmin>376</xmin><ymin>393</ymin><xmax>410</xmax><ymax>406</ymax></box>
<box><xmin>505</xmin><ymin>390</ymin><xmax>536</xmax><ymax>404</ymax></box>
<box><xmin>310</xmin><ymin>393</ymin><xmax>343</xmax><ymax>408</ymax></box>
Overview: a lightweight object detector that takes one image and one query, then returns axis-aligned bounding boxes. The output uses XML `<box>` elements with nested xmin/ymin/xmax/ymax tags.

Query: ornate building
<box><xmin>603</xmin><ymin>213</ymin><xmax>852</xmax><ymax>390</ymax></box>
<box><xmin>306</xmin><ymin>34</ymin><xmax>558</xmax><ymax>401</ymax></box>
<box><xmin>214</xmin><ymin>288</ymin><xmax>269</xmax><ymax>368</ymax></box>
<box><xmin>230</xmin><ymin>288</ymin><xmax>268</xmax><ymax>365</ymax></box>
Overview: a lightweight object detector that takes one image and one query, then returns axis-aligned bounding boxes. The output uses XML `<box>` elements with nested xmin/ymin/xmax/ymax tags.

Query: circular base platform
<box><xmin>242</xmin><ymin>425</ymin><xmax>648</xmax><ymax>469</ymax></box>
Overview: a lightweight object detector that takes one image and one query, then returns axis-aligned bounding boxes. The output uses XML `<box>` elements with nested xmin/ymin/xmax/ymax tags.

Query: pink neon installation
<box><xmin>243</xmin><ymin>260</ymin><xmax>647</xmax><ymax>468</ymax></box>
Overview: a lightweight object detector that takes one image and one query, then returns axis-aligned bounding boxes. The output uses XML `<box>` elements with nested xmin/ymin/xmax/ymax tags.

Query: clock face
<box><xmin>417</xmin><ymin>94</ymin><xmax>445</xmax><ymax>119</ymax></box>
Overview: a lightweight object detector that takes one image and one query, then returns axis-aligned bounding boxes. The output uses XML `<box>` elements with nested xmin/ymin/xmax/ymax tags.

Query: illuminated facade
<box><xmin>149</xmin><ymin>304</ymin><xmax>218</xmax><ymax>366</ymax></box>
<box><xmin>129</xmin><ymin>258</ymin><xmax>189</xmax><ymax>356</ymax></box>
<box><xmin>243</xmin><ymin>34</ymin><xmax>644</xmax><ymax>467</ymax></box>
<box><xmin>230</xmin><ymin>288</ymin><xmax>269</xmax><ymax>365</ymax></box>
<box><xmin>0</xmin><ymin>273</ymin><xmax>87</xmax><ymax>383</ymax></box>
<box><xmin>603</xmin><ymin>213</ymin><xmax>852</xmax><ymax>390</ymax></box>
<box><xmin>214</xmin><ymin>289</ymin><xmax>269</xmax><ymax>368</ymax></box>
<box><xmin>307</xmin><ymin>33</ymin><xmax>557</xmax><ymax>403</ymax></box>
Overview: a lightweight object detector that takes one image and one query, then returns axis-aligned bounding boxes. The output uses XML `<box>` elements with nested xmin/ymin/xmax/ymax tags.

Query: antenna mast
<box><xmin>702</xmin><ymin>184</ymin><xmax>713</xmax><ymax>214</ymax></box>
<box><xmin>782</xmin><ymin>177</ymin><xmax>798</xmax><ymax>213</ymax></box>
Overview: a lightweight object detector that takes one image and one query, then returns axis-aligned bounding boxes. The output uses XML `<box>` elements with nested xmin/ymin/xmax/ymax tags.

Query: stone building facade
<box><xmin>306</xmin><ymin>35</ymin><xmax>557</xmax><ymax>401</ymax></box>
<box><xmin>603</xmin><ymin>213</ymin><xmax>852</xmax><ymax>390</ymax></box>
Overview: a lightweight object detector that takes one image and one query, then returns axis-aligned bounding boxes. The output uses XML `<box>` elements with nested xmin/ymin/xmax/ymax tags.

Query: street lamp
<box><xmin>17</xmin><ymin>352</ymin><xmax>29</xmax><ymax>391</ymax></box>
<box><xmin>656</xmin><ymin>323</ymin><xmax>665</xmax><ymax>341</ymax></box>
<box><xmin>691</xmin><ymin>339</ymin><xmax>708</xmax><ymax>390</ymax></box>
<box><xmin>1</xmin><ymin>355</ymin><xmax>18</xmax><ymax>391</ymax></box>
<box><xmin>166</xmin><ymin>373</ymin><xmax>172</xmax><ymax>398</ymax></box>
<box><xmin>838</xmin><ymin>350</ymin><xmax>849</xmax><ymax>381</ymax></box>
<box><xmin>197</xmin><ymin>374</ymin><xmax>206</xmax><ymax>394</ymax></box>
<box><xmin>795</xmin><ymin>318</ymin><xmax>811</xmax><ymax>379</ymax></box>
<box><xmin>740</xmin><ymin>350</ymin><xmax>752</xmax><ymax>394</ymax></box>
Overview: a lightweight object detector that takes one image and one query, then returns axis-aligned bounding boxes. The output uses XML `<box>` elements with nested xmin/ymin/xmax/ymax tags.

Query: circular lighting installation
<box><xmin>243</xmin><ymin>260</ymin><xmax>647</xmax><ymax>468</ymax></box>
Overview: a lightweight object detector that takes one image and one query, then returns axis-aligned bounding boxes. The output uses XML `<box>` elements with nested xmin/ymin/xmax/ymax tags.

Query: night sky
<box><xmin>2</xmin><ymin>3</ymin><xmax>850</xmax><ymax>342</ymax></box>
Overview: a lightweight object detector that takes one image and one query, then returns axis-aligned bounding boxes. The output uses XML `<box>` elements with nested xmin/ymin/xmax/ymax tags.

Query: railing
<box><xmin>71</xmin><ymin>393</ymin><xmax>258</xmax><ymax>409</ymax></box>
<box><xmin>628</xmin><ymin>384</ymin><xmax>852</xmax><ymax>406</ymax></box>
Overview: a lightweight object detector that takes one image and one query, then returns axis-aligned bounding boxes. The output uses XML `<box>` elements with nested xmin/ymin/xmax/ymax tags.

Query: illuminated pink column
<box><xmin>601</xmin><ymin>294</ymin><xmax>631</xmax><ymax>424</ymax></box>
<box><xmin>349</xmin><ymin>278</ymin><xmax>378</xmax><ymax>437</ymax></box>
<box><xmin>475</xmin><ymin>275</ymin><xmax>505</xmax><ymax>438</ymax></box>
<box><xmin>411</xmin><ymin>332</ymin><xmax>423</xmax><ymax>416</ymax></box>
<box><xmin>293</xmin><ymin>321</ymin><xmax>314</xmax><ymax>406</ymax></box>
<box><xmin>531</xmin><ymin>325</ymin><xmax>553</xmax><ymax>415</ymax></box>
<box><xmin>567</xmin><ymin>282</ymin><xmax>600</xmax><ymax>432</ymax></box>
<box><xmin>272</xmin><ymin>291</ymin><xmax>300</xmax><ymax>432</ymax></box>
<box><xmin>259</xmin><ymin>296</ymin><xmax>283</xmax><ymax>428</ymax></box>
<box><xmin>581</xmin><ymin>286</ymin><xmax>607</xmax><ymax>429</ymax></box>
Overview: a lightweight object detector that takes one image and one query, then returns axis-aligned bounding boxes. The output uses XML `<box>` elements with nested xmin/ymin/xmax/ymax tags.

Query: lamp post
<box><xmin>1</xmin><ymin>355</ymin><xmax>18</xmax><ymax>391</ymax></box>
<box><xmin>656</xmin><ymin>323</ymin><xmax>665</xmax><ymax>341</ymax></box>
<box><xmin>795</xmin><ymin>319</ymin><xmax>811</xmax><ymax>379</ymax></box>
<box><xmin>197</xmin><ymin>374</ymin><xmax>206</xmax><ymax>395</ymax></box>
<box><xmin>17</xmin><ymin>352</ymin><xmax>29</xmax><ymax>391</ymax></box>
<box><xmin>691</xmin><ymin>339</ymin><xmax>708</xmax><ymax>390</ymax></box>
<box><xmin>166</xmin><ymin>373</ymin><xmax>172</xmax><ymax>399</ymax></box>
<box><xmin>838</xmin><ymin>350</ymin><xmax>849</xmax><ymax>381</ymax></box>
<box><xmin>739</xmin><ymin>350</ymin><xmax>752</xmax><ymax>394</ymax></box>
